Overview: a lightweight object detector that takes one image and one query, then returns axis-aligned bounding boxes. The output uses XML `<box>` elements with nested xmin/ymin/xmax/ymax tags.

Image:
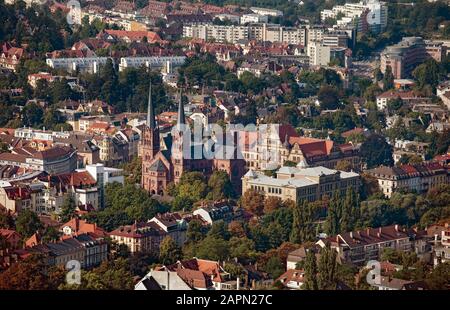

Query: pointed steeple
<box><xmin>146</xmin><ymin>81</ymin><xmax>156</xmax><ymax>129</ymax></box>
<box><xmin>177</xmin><ymin>90</ymin><xmax>185</xmax><ymax>130</ymax></box>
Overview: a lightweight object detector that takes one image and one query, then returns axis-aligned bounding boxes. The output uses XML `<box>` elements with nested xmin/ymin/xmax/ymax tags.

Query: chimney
<box><xmin>349</xmin><ymin>231</ymin><xmax>353</xmax><ymax>239</ymax></box>
<box><xmin>379</xmin><ymin>227</ymin><xmax>382</xmax><ymax>234</ymax></box>
<box><xmin>395</xmin><ymin>224</ymin><xmax>399</xmax><ymax>232</ymax></box>
<box><xmin>236</xmin><ymin>277</ymin><xmax>240</xmax><ymax>290</ymax></box>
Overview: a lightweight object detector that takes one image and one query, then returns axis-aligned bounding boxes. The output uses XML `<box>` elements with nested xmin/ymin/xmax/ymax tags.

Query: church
<box><xmin>140</xmin><ymin>83</ymin><xmax>246</xmax><ymax>196</ymax></box>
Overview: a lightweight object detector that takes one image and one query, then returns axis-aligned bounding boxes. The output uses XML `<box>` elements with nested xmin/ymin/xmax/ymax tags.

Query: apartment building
<box><xmin>183</xmin><ymin>24</ymin><xmax>307</xmax><ymax>45</ymax></box>
<box><xmin>376</xmin><ymin>90</ymin><xmax>430</xmax><ymax>110</ymax></box>
<box><xmin>317</xmin><ymin>225</ymin><xmax>412</xmax><ymax>265</ymax></box>
<box><xmin>250</xmin><ymin>7</ymin><xmax>283</xmax><ymax>17</ymax></box>
<box><xmin>321</xmin><ymin>0</ymin><xmax>388</xmax><ymax>34</ymax></box>
<box><xmin>307</xmin><ymin>41</ymin><xmax>331</xmax><ymax>66</ymax></box>
<box><xmin>0</xmin><ymin>146</ymin><xmax>78</xmax><ymax>175</ymax></box>
<box><xmin>118</xmin><ymin>56</ymin><xmax>186</xmax><ymax>72</ymax></box>
<box><xmin>366</xmin><ymin>162</ymin><xmax>449</xmax><ymax>198</ymax></box>
<box><xmin>46</xmin><ymin>57</ymin><xmax>111</xmax><ymax>74</ymax></box>
<box><xmin>240</xmin><ymin>13</ymin><xmax>268</xmax><ymax>24</ymax></box>
<box><xmin>242</xmin><ymin>165</ymin><xmax>360</xmax><ymax>203</ymax></box>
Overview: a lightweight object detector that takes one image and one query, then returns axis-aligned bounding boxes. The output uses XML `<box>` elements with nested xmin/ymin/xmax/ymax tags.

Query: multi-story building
<box><xmin>240</xmin><ymin>14</ymin><xmax>268</xmax><ymax>25</ymax></box>
<box><xmin>0</xmin><ymin>186</ymin><xmax>31</xmax><ymax>214</ymax></box>
<box><xmin>376</xmin><ymin>90</ymin><xmax>431</xmax><ymax>110</ymax></box>
<box><xmin>321</xmin><ymin>0</ymin><xmax>388</xmax><ymax>34</ymax></box>
<box><xmin>0</xmin><ymin>42</ymin><xmax>25</xmax><ymax>72</ymax></box>
<box><xmin>380</xmin><ymin>37</ymin><xmax>429</xmax><ymax>79</ymax></box>
<box><xmin>183</xmin><ymin>24</ymin><xmax>307</xmax><ymax>45</ymax></box>
<box><xmin>250</xmin><ymin>7</ymin><xmax>283</xmax><ymax>17</ymax></box>
<box><xmin>242</xmin><ymin>165</ymin><xmax>360</xmax><ymax>203</ymax></box>
<box><xmin>236</xmin><ymin>124</ymin><xmax>360</xmax><ymax>172</ymax></box>
<box><xmin>317</xmin><ymin>225</ymin><xmax>412</xmax><ymax>265</ymax></box>
<box><xmin>46</xmin><ymin>57</ymin><xmax>111</xmax><ymax>74</ymax></box>
<box><xmin>307</xmin><ymin>41</ymin><xmax>331</xmax><ymax>66</ymax></box>
<box><xmin>118</xmin><ymin>56</ymin><xmax>186</xmax><ymax>72</ymax></box>
<box><xmin>0</xmin><ymin>146</ymin><xmax>77</xmax><ymax>174</ymax></box>
<box><xmin>366</xmin><ymin>162</ymin><xmax>449</xmax><ymax>198</ymax></box>
<box><xmin>109</xmin><ymin>222</ymin><xmax>165</xmax><ymax>254</ymax></box>
<box><xmin>433</xmin><ymin>223</ymin><xmax>450</xmax><ymax>266</ymax></box>
<box><xmin>28</xmin><ymin>233</ymin><xmax>107</xmax><ymax>268</ymax></box>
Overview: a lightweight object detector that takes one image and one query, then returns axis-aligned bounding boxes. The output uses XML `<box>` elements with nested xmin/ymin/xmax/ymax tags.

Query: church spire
<box><xmin>177</xmin><ymin>89</ymin><xmax>185</xmax><ymax>130</ymax></box>
<box><xmin>146</xmin><ymin>81</ymin><xmax>156</xmax><ymax>129</ymax></box>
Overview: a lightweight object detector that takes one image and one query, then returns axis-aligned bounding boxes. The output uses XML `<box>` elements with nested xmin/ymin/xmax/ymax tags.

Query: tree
<box><xmin>186</xmin><ymin>219</ymin><xmax>205</xmax><ymax>242</ymax></box>
<box><xmin>263</xmin><ymin>256</ymin><xmax>285</xmax><ymax>279</ymax></box>
<box><xmin>425</xmin><ymin>262</ymin><xmax>450</xmax><ymax>290</ymax></box>
<box><xmin>241</xmin><ymin>189</ymin><xmax>265</xmax><ymax>216</ymax></box>
<box><xmin>317</xmin><ymin>246</ymin><xmax>338</xmax><ymax>289</ymax></box>
<box><xmin>0</xmin><ymin>254</ymin><xmax>65</xmax><ymax>290</ymax></box>
<box><xmin>382</xmin><ymin>65</ymin><xmax>394</xmax><ymax>90</ymax></box>
<box><xmin>360</xmin><ymin>134</ymin><xmax>394</xmax><ymax>169</ymax></box>
<box><xmin>15</xmin><ymin>209</ymin><xmax>43</xmax><ymax>239</ymax></box>
<box><xmin>173</xmin><ymin>172</ymin><xmax>208</xmax><ymax>205</ymax></box>
<box><xmin>318</xmin><ymin>85</ymin><xmax>340</xmax><ymax>110</ymax></box>
<box><xmin>303</xmin><ymin>250</ymin><xmax>318</xmax><ymax>290</ymax></box>
<box><xmin>159</xmin><ymin>236</ymin><xmax>181</xmax><ymax>265</ymax></box>
<box><xmin>61</xmin><ymin>258</ymin><xmax>134</xmax><ymax>290</ymax></box>
<box><xmin>195</xmin><ymin>235</ymin><xmax>229</xmax><ymax>261</ymax></box>
<box><xmin>263</xmin><ymin>196</ymin><xmax>282</xmax><ymax>214</ymax></box>
<box><xmin>229</xmin><ymin>236</ymin><xmax>256</xmax><ymax>260</ymax></box>
<box><xmin>335</xmin><ymin>160</ymin><xmax>352</xmax><ymax>172</ymax></box>
<box><xmin>413</xmin><ymin>59</ymin><xmax>441</xmax><ymax>90</ymax></box>
<box><xmin>207</xmin><ymin>170</ymin><xmax>235</xmax><ymax>200</ymax></box>
<box><xmin>60</xmin><ymin>195</ymin><xmax>76</xmax><ymax>222</ymax></box>
<box><xmin>21</xmin><ymin>102</ymin><xmax>43</xmax><ymax>127</ymax></box>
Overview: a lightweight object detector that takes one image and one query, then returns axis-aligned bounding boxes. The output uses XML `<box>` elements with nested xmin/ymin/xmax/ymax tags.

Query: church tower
<box><xmin>141</xmin><ymin>82</ymin><xmax>160</xmax><ymax>191</ymax></box>
<box><xmin>171</xmin><ymin>90</ymin><xmax>187</xmax><ymax>183</ymax></box>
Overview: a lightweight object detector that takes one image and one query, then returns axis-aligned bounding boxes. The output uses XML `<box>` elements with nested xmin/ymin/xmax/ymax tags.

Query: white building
<box><xmin>307</xmin><ymin>41</ymin><xmax>331</xmax><ymax>66</ymax></box>
<box><xmin>46</xmin><ymin>57</ymin><xmax>111</xmax><ymax>74</ymax></box>
<box><xmin>118</xmin><ymin>56</ymin><xmax>186</xmax><ymax>72</ymax></box>
<box><xmin>250</xmin><ymin>7</ymin><xmax>283</xmax><ymax>17</ymax></box>
<box><xmin>240</xmin><ymin>14</ymin><xmax>268</xmax><ymax>25</ymax></box>
<box><xmin>320</xmin><ymin>0</ymin><xmax>388</xmax><ymax>34</ymax></box>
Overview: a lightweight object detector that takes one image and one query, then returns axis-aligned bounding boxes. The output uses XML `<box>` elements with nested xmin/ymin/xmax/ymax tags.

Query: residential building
<box><xmin>250</xmin><ymin>7</ymin><xmax>283</xmax><ymax>17</ymax></box>
<box><xmin>276</xmin><ymin>269</ymin><xmax>305</xmax><ymax>290</ymax></box>
<box><xmin>153</xmin><ymin>258</ymin><xmax>232</xmax><ymax>290</ymax></box>
<box><xmin>433</xmin><ymin>223</ymin><xmax>450</xmax><ymax>266</ymax></box>
<box><xmin>148</xmin><ymin>212</ymin><xmax>188</xmax><ymax>247</ymax></box>
<box><xmin>307</xmin><ymin>41</ymin><xmax>331</xmax><ymax>66</ymax></box>
<box><xmin>366</xmin><ymin>162</ymin><xmax>448</xmax><ymax>198</ymax></box>
<box><xmin>376</xmin><ymin>90</ymin><xmax>430</xmax><ymax>110</ymax></box>
<box><xmin>0</xmin><ymin>185</ymin><xmax>32</xmax><ymax>213</ymax></box>
<box><xmin>108</xmin><ymin>222</ymin><xmax>165</xmax><ymax>254</ymax></box>
<box><xmin>118</xmin><ymin>56</ymin><xmax>186</xmax><ymax>72</ymax></box>
<box><xmin>240</xmin><ymin>14</ymin><xmax>268</xmax><ymax>25</ymax></box>
<box><xmin>0</xmin><ymin>146</ymin><xmax>77</xmax><ymax>175</ymax></box>
<box><xmin>192</xmin><ymin>201</ymin><xmax>240</xmax><ymax>225</ymax></box>
<box><xmin>0</xmin><ymin>229</ymin><xmax>22</xmax><ymax>249</ymax></box>
<box><xmin>29</xmin><ymin>233</ymin><xmax>107</xmax><ymax>268</ymax></box>
<box><xmin>372</xmin><ymin>277</ymin><xmax>428</xmax><ymax>290</ymax></box>
<box><xmin>46</xmin><ymin>57</ymin><xmax>111</xmax><ymax>74</ymax></box>
<box><xmin>317</xmin><ymin>225</ymin><xmax>412</xmax><ymax>265</ymax></box>
<box><xmin>242</xmin><ymin>165</ymin><xmax>360</xmax><ymax>203</ymax></box>
<box><xmin>60</xmin><ymin>218</ymin><xmax>107</xmax><ymax>238</ymax></box>
<box><xmin>0</xmin><ymin>42</ymin><xmax>25</xmax><ymax>72</ymax></box>
<box><xmin>321</xmin><ymin>0</ymin><xmax>388</xmax><ymax>34</ymax></box>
